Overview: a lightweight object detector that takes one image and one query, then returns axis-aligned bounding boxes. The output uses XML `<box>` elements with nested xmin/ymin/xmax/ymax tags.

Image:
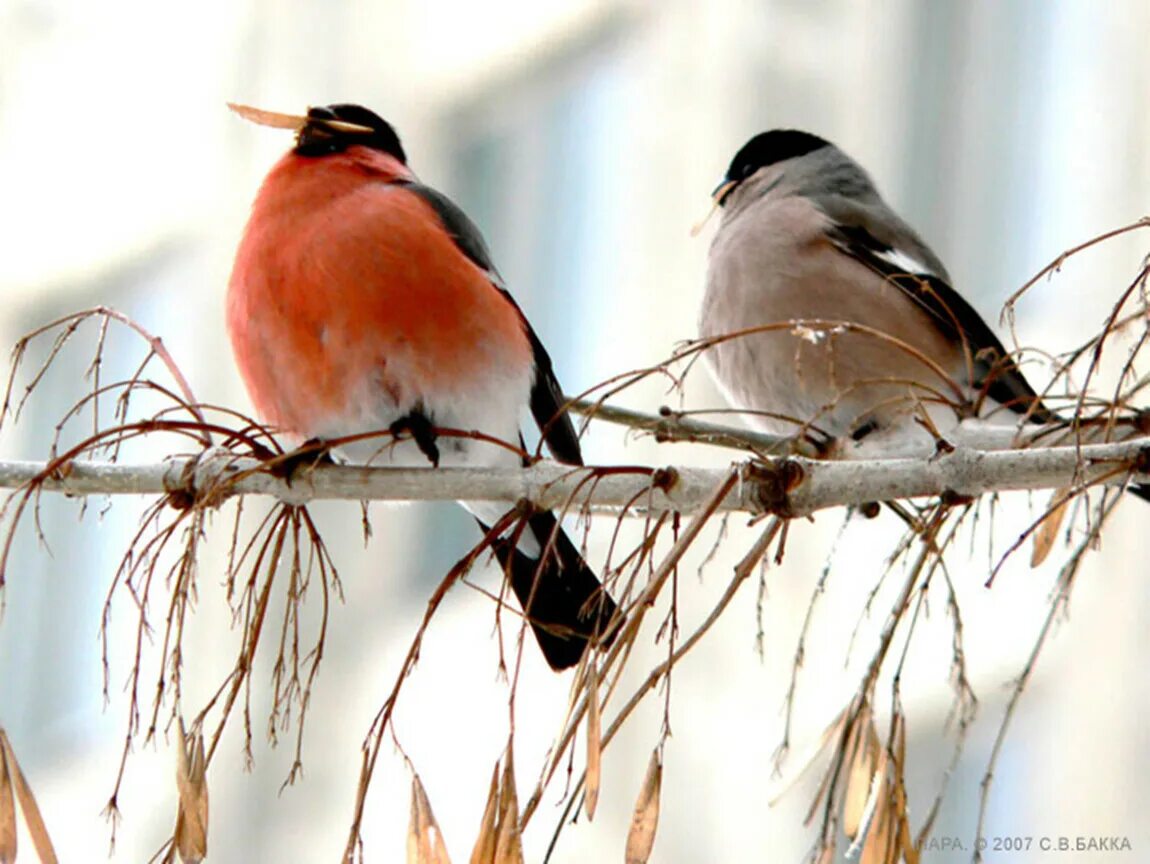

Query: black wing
<box><xmin>822</xmin><ymin>216</ymin><xmax>1054</xmax><ymax>423</ymax></box>
<box><xmin>399</xmin><ymin>181</ymin><xmax>585</xmax><ymax>464</ymax></box>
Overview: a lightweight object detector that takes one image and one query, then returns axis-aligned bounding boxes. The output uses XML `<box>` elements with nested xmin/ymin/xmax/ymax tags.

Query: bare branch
<box><xmin>0</xmin><ymin>434</ymin><xmax>1146</xmax><ymax>517</ymax></box>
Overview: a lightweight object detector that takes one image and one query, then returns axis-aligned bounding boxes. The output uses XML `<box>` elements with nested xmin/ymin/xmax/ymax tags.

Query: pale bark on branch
<box><xmin>1</xmin><ymin>435</ymin><xmax>1147</xmax><ymax>516</ymax></box>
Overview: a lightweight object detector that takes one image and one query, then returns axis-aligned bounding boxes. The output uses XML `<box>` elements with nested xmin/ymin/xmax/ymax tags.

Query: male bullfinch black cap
<box><xmin>296</xmin><ymin>103</ymin><xmax>407</xmax><ymax>163</ymax></box>
<box><xmin>715</xmin><ymin>129</ymin><xmax>830</xmax><ymax>204</ymax></box>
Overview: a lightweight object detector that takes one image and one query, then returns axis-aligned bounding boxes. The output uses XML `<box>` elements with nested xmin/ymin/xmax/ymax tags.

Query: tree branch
<box><xmin>568</xmin><ymin>399</ymin><xmax>794</xmax><ymax>453</ymax></box>
<box><xmin>1</xmin><ymin>435</ymin><xmax>1147</xmax><ymax>517</ymax></box>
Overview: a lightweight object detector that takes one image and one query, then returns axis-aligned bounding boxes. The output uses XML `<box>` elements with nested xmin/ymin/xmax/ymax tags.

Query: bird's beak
<box><xmin>711</xmin><ymin>179</ymin><xmax>738</xmax><ymax>205</ymax></box>
<box><xmin>227</xmin><ymin>102</ymin><xmax>374</xmax><ymax>134</ymax></box>
<box><xmin>690</xmin><ymin>179</ymin><xmax>738</xmax><ymax>237</ymax></box>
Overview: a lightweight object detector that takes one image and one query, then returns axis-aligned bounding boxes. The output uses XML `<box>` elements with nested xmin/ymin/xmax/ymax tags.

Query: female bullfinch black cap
<box><xmin>296</xmin><ymin>103</ymin><xmax>407</xmax><ymax>163</ymax></box>
<box><xmin>715</xmin><ymin>129</ymin><xmax>830</xmax><ymax>204</ymax></box>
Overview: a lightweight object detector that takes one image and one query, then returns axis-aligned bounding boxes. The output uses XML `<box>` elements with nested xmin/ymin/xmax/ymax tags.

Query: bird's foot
<box><xmin>271</xmin><ymin>438</ymin><xmax>336</xmax><ymax>484</ymax></box>
<box><xmin>849</xmin><ymin>417</ymin><xmax>881</xmax><ymax>442</ymax></box>
<box><xmin>389</xmin><ymin>411</ymin><xmax>440</xmax><ymax>467</ymax></box>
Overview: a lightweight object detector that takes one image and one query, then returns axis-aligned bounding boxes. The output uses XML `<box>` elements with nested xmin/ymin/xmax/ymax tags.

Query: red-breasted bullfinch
<box><xmin>226</xmin><ymin>103</ymin><xmax>618</xmax><ymax>670</ymax></box>
<box><xmin>699</xmin><ymin>129</ymin><xmax>1150</xmax><ymax>500</ymax></box>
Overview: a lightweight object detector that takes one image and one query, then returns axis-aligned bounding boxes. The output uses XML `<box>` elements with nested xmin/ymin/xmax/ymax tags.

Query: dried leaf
<box><xmin>1031</xmin><ymin>488</ymin><xmax>1071</xmax><ymax>567</ymax></box>
<box><xmin>860</xmin><ymin>805</ymin><xmax>898</xmax><ymax>864</ymax></box>
<box><xmin>690</xmin><ymin>195</ymin><xmax>725</xmax><ymax>237</ymax></box>
<box><xmin>624</xmin><ymin>749</ymin><xmax>662</xmax><ymax>864</ymax></box>
<box><xmin>584</xmin><ymin>664</ymin><xmax>602</xmax><ymax>820</ymax></box>
<box><xmin>226</xmin><ymin>103</ymin><xmax>307</xmax><ymax>129</ymax></box>
<box><xmin>773</xmin><ymin>707</ymin><xmax>848</xmax><ymax>809</ymax></box>
<box><xmin>407</xmin><ymin>774</ymin><xmax>451</xmax><ymax>864</ymax></box>
<box><xmin>899</xmin><ymin>790</ymin><xmax>920</xmax><ymax>864</ymax></box>
<box><xmin>174</xmin><ymin>723</ymin><xmax>208</xmax><ymax>864</ymax></box>
<box><xmin>492</xmin><ymin>753</ymin><xmax>522</xmax><ymax>864</ymax></box>
<box><xmin>843</xmin><ymin>706</ymin><xmax>879</xmax><ymax>840</ymax></box>
<box><xmin>845</xmin><ymin>768</ymin><xmax>881</xmax><ymax>858</ymax></box>
<box><xmin>859</xmin><ymin>717</ymin><xmax>915</xmax><ymax>864</ymax></box>
<box><xmin>858</xmin><ymin>767</ymin><xmax>895</xmax><ymax>864</ymax></box>
<box><xmin>468</xmin><ymin>765</ymin><xmax>500</xmax><ymax>864</ymax></box>
<box><xmin>227</xmin><ymin>103</ymin><xmax>375</xmax><ymax>134</ymax></box>
<box><xmin>853</xmin><ymin>744</ymin><xmax>890</xmax><ymax>864</ymax></box>
<box><xmin>0</xmin><ymin>730</ymin><xmax>57</xmax><ymax>864</ymax></box>
<box><xmin>0</xmin><ymin>737</ymin><xmax>15</xmax><ymax>864</ymax></box>
<box><xmin>892</xmin><ymin>719</ymin><xmax>919</xmax><ymax>864</ymax></box>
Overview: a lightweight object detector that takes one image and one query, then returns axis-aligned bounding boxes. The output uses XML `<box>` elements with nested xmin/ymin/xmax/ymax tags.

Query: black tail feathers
<box><xmin>479</xmin><ymin>509</ymin><xmax>620</xmax><ymax>671</ymax></box>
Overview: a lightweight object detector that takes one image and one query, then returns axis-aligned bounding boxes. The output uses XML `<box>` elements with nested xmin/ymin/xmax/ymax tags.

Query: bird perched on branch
<box><xmin>698</xmin><ymin>129</ymin><xmax>1060</xmax><ymax>453</ymax></box>
<box><xmin>226</xmin><ymin>102</ymin><xmax>617</xmax><ymax>669</ymax></box>
<box><xmin>698</xmin><ymin>130</ymin><xmax>1150</xmax><ymax>499</ymax></box>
